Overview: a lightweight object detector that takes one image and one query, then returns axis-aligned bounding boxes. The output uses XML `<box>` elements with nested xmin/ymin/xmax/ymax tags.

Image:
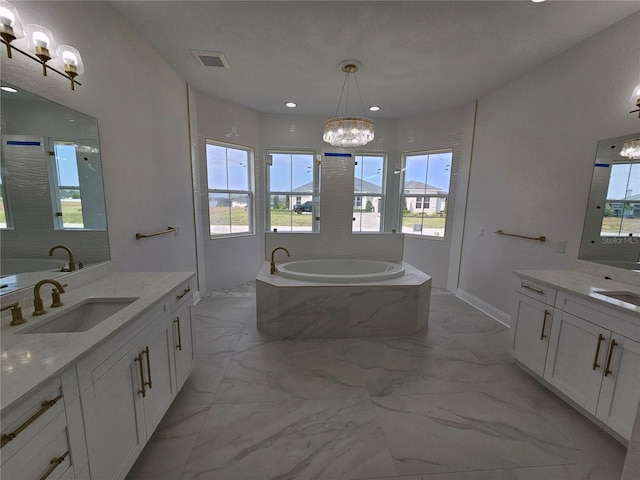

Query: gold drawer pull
<box><xmin>522</xmin><ymin>284</ymin><xmax>545</xmax><ymax>295</ymax></box>
<box><xmin>174</xmin><ymin>317</ymin><xmax>183</xmax><ymax>351</ymax></box>
<box><xmin>39</xmin><ymin>450</ymin><xmax>70</xmax><ymax>480</ymax></box>
<box><xmin>540</xmin><ymin>310</ymin><xmax>550</xmax><ymax>340</ymax></box>
<box><xmin>135</xmin><ymin>353</ymin><xmax>146</xmax><ymax>397</ymax></box>
<box><xmin>593</xmin><ymin>334</ymin><xmax>606</xmax><ymax>370</ymax></box>
<box><xmin>604</xmin><ymin>339</ymin><xmax>618</xmax><ymax>377</ymax></box>
<box><xmin>143</xmin><ymin>346</ymin><xmax>152</xmax><ymax>389</ymax></box>
<box><xmin>176</xmin><ymin>286</ymin><xmax>191</xmax><ymax>301</ymax></box>
<box><xmin>1</xmin><ymin>394</ymin><xmax>63</xmax><ymax>448</ymax></box>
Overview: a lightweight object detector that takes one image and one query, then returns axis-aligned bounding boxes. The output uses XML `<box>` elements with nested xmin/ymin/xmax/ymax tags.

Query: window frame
<box><xmin>353</xmin><ymin>152</ymin><xmax>387</xmax><ymax>233</ymax></box>
<box><xmin>0</xmin><ymin>164</ymin><xmax>13</xmax><ymax>230</ymax></box>
<box><xmin>205</xmin><ymin>139</ymin><xmax>255</xmax><ymax>238</ymax></box>
<box><xmin>265</xmin><ymin>149</ymin><xmax>319</xmax><ymax>233</ymax></box>
<box><xmin>399</xmin><ymin>148</ymin><xmax>453</xmax><ymax>240</ymax></box>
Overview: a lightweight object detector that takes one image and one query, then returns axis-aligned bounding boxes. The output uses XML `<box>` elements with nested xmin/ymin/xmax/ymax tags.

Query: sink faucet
<box><xmin>270</xmin><ymin>247</ymin><xmax>290</xmax><ymax>274</ymax></box>
<box><xmin>49</xmin><ymin>245</ymin><xmax>76</xmax><ymax>272</ymax></box>
<box><xmin>1</xmin><ymin>302</ymin><xmax>25</xmax><ymax>326</ymax></box>
<box><xmin>33</xmin><ymin>279</ymin><xmax>66</xmax><ymax>316</ymax></box>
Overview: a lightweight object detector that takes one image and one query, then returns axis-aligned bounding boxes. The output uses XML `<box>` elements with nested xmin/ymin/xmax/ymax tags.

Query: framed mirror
<box><xmin>579</xmin><ymin>133</ymin><xmax>640</xmax><ymax>271</ymax></box>
<box><xmin>0</xmin><ymin>83</ymin><xmax>110</xmax><ymax>294</ymax></box>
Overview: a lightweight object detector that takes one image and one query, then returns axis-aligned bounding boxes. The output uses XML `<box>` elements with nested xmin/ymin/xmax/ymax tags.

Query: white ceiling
<box><xmin>113</xmin><ymin>1</ymin><xmax>640</xmax><ymax>119</ymax></box>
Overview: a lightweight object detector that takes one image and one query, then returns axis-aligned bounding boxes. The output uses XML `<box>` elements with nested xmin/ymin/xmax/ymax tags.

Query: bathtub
<box><xmin>277</xmin><ymin>259</ymin><xmax>405</xmax><ymax>283</ymax></box>
<box><xmin>256</xmin><ymin>260</ymin><xmax>431</xmax><ymax>339</ymax></box>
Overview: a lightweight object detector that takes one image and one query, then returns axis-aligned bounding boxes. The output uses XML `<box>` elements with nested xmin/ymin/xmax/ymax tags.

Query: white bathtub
<box><xmin>276</xmin><ymin>259</ymin><xmax>404</xmax><ymax>283</ymax></box>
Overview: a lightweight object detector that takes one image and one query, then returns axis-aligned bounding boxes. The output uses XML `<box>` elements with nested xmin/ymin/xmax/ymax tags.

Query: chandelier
<box><xmin>323</xmin><ymin>61</ymin><xmax>375</xmax><ymax>147</ymax></box>
<box><xmin>620</xmin><ymin>138</ymin><xmax>640</xmax><ymax>159</ymax></box>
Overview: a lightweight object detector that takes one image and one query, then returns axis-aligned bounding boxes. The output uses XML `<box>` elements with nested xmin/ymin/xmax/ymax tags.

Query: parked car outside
<box><xmin>294</xmin><ymin>201</ymin><xmax>313</xmax><ymax>214</ymax></box>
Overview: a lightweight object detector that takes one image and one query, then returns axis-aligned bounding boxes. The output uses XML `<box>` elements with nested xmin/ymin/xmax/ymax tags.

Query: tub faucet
<box><xmin>270</xmin><ymin>247</ymin><xmax>290</xmax><ymax>274</ymax></box>
<box><xmin>49</xmin><ymin>244</ymin><xmax>76</xmax><ymax>272</ymax></box>
<box><xmin>33</xmin><ymin>279</ymin><xmax>66</xmax><ymax>316</ymax></box>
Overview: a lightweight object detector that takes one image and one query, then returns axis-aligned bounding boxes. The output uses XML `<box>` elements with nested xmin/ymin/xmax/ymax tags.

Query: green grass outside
<box><xmin>0</xmin><ymin>199</ymin><xmax>84</xmax><ymax>225</ymax></box>
<box><xmin>601</xmin><ymin>217</ymin><xmax>640</xmax><ymax>235</ymax></box>
<box><xmin>401</xmin><ymin>214</ymin><xmax>446</xmax><ymax>229</ymax></box>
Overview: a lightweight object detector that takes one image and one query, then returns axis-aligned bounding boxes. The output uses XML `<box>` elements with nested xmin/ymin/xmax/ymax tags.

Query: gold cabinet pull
<box><xmin>143</xmin><ymin>346</ymin><xmax>152</xmax><ymax>389</ymax></box>
<box><xmin>174</xmin><ymin>317</ymin><xmax>183</xmax><ymax>351</ymax></box>
<box><xmin>135</xmin><ymin>353</ymin><xmax>146</xmax><ymax>397</ymax></box>
<box><xmin>604</xmin><ymin>339</ymin><xmax>619</xmax><ymax>377</ymax></box>
<box><xmin>39</xmin><ymin>451</ymin><xmax>70</xmax><ymax>480</ymax></box>
<box><xmin>522</xmin><ymin>284</ymin><xmax>545</xmax><ymax>295</ymax></box>
<box><xmin>1</xmin><ymin>394</ymin><xmax>63</xmax><ymax>447</ymax></box>
<box><xmin>176</xmin><ymin>286</ymin><xmax>191</xmax><ymax>301</ymax></box>
<box><xmin>540</xmin><ymin>309</ymin><xmax>550</xmax><ymax>340</ymax></box>
<box><xmin>593</xmin><ymin>334</ymin><xmax>606</xmax><ymax>370</ymax></box>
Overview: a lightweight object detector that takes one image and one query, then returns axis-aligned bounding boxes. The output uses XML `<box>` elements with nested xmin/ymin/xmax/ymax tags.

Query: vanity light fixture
<box><xmin>0</xmin><ymin>1</ymin><xmax>83</xmax><ymax>90</ymax></box>
<box><xmin>323</xmin><ymin>60</ymin><xmax>375</xmax><ymax>147</ymax></box>
<box><xmin>631</xmin><ymin>96</ymin><xmax>640</xmax><ymax>118</ymax></box>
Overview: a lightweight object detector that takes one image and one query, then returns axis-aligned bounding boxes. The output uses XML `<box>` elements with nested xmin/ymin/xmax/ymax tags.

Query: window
<box><xmin>353</xmin><ymin>154</ymin><xmax>385</xmax><ymax>232</ymax></box>
<box><xmin>206</xmin><ymin>140</ymin><xmax>254</xmax><ymax>237</ymax></box>
<box><xmin>266</xmin><ymin>150</ymin><xmax>318</xmax><ymax>232</ymax></box>
<box><xmin>48</xmin><ymin>140</ymin><xmax>107</xmax><ymax>231</ymax></box>
<box><xmin>400</xmin><ymin>149</ymin><xmax>453</xmax><ymax>238</ymax></box>
<box><xmin>601</xmin><ymin>161</ymin><xmax>640</xmax><ymax>237</ymax></box>
<box><xmin>0</xmin><ymin>166</ymin><xmax>11</xmax><ymax>229</ymax></box>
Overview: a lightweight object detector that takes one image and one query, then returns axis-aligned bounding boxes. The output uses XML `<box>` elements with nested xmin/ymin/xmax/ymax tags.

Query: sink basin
<box><xmin>19</xmin><ymin>297</ymin><xmax>139</xmax><ymax>334</ymax></box>
<box><xmin>595</xmin><ymin>291</ymin><xmax>640</xmax><ymax>307</ymax></box>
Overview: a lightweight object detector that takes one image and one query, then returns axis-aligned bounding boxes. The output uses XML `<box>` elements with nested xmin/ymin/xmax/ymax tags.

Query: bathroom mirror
<box><xmin>0</xmin><ymin>83</ymin><xmax>110</xmax><ymax>295</ymax></box>
<box><xmin>578</xmin><ymin>133</ymin><xmax>640</xmax><ymax>271</ymax></box>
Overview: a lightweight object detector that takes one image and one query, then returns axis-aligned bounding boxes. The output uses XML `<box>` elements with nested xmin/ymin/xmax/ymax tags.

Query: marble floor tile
<box><xmin>372</xmin><ymin>390</ymin><xmax>589</xmax><ymax>476</ymax></box>
<box><xmin>178</xmin><ymin>355</ymin><xmax>232</xmax><ymax>405</ymax></box>
<box><xmin>193</xmin><ymin>325</ymin><xmax>244</xmax><ymax>357</ymax></box>
<box><xmin>125</xmin><ymin>404</ymin><xmax>210</xmax><ymax>480</ymax></box>
<box><xmin>180</xmin><ymin>398</ymin><xmax>397</xmax><ymax>480</ymax></box>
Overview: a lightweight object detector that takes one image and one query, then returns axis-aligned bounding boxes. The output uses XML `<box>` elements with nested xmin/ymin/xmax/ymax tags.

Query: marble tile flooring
<box><xmin>125</xmin><ymin>285</ymin><xmax>627</xmax><ymax>480</ymax></box>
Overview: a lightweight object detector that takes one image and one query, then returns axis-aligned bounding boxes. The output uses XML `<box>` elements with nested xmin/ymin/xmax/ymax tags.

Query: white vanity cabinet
<box><xmin>512</xmin><ymin>273</ymin><xmax>640</xmax><ymax>442</ymax></box>
<box><xmin>1</xmin><ymin>370</ymin><xmax>88</xmax><ymax>480</ymax></box>
<box><xmin>510</xmin><ymin>280</ymin><xmax>556</xmax><ymax>377</ymax></box>
<box><xmin>170</xmin><ymin>280</ymin><xmax>195</xmax><ymax>390</ymax></box>
<box><xmin>78</xmin><ymin>298</ymin><xmax>177</xmax><ymax>480</ymax></box>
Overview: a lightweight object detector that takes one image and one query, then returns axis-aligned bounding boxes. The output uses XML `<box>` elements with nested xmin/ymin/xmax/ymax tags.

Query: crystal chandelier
<box><xmin>620</xmin><ymin>138</ymin><xmax>640</xmax><ymax>159</ymax></box>
<box><xmin>323</xmin><ymin>61</ymin><xmax>375</xmax><ymax>147</ymax></box>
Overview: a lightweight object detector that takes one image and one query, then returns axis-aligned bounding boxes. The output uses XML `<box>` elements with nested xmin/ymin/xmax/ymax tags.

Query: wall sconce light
<box><xmin>631</xmin><ymin>97</ymin><xmax>640</xmax><ymax>118</ymax></box>
<box><xmin>0</xmin><ymin>0</ymin><xmax>83</xmax><ymax>90</ymax></box>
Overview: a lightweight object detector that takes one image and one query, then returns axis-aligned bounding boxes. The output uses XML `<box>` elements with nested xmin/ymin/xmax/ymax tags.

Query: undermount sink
<box><xmin>594</xmin><ymin>291</ymin><xmax>640</xmax><ymax>307</ymax></box>
<box><xmin>19</xmin><ymin>297</ymin><xmax>139</xmax><ymax>334</ymax></box>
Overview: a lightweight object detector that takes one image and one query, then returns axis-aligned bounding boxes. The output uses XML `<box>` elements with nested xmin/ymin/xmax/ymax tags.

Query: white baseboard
<box><xmin>455</xmin><ymin>288</ymin><xmax>511</xmax><ymax>327</ymax></box>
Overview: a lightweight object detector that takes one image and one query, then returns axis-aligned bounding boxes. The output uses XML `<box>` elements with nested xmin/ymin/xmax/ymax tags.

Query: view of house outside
<box><xmin>354</xmin><ymin>154</ymin><xmax>385</xmax><ymax>232</ymax></box>
<box><xmin>601</xmin><ymin>162</ymin><xmax>640</xmax><ymax>237</ymax></box>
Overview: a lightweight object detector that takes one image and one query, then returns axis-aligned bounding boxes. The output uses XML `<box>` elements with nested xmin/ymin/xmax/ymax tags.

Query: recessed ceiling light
<box><xmin>531</xmin><ymin>0</ymin><xmax>546</xmax><ymax>3</ymax></box>
<box><xmin>285</xmin><ymin>102</ymin><xmax>297</xmax><ymax>108</ymax></box>
<box><xmin>369</xmin><ymin>105</ymin><xmax>381</xmax><ymax>112</ymax></box>
<box><xmin>1</xmin><ymin>86</ymin><xmax>18</xmax><ymax>93</ymax></box>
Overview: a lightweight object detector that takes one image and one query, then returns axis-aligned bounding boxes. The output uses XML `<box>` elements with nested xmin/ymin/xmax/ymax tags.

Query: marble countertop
<box><xmin>1</xmin><ymin>271</ymin><xmax>194</xmax><ymax>412</ymax></box>
<box><xmin>515</xmin><ymin>269</ymin><xmax>640</xmax><ymax>317</ymax></box>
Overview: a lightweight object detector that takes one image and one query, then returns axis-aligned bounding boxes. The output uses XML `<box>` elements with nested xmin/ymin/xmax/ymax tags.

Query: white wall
<box><xmin>1</xmin><ymin>2</ymin><xmax>198</xmax><ymax>283</ymax></box>
<box><xmin>458</xmin><ymin>11</ymin><xmax>640</xmax><ymax>320</ymax></box>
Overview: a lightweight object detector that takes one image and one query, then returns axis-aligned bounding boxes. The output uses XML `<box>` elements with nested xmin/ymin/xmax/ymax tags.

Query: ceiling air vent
<box><xmin>190</xmin><ymin>50</ymin><xmax>230</xmax><ymax>69</ymax></box>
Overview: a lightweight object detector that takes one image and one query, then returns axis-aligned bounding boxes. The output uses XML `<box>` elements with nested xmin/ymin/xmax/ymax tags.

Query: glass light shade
<box><xmin>0</xmin><ymin>0</ymin><xmax>24</xmax><ymax>40</ymax></box>
<box><xmin>322</xmin><ymin>116</ymin><xmax>375</xmax><ymax>147</ymax></box>
<box><xmin>620</xmin><ymin>138</ymin><xmax>640</xmax><ymax>160</ymax></box>
<box><xmin>26</xmin><ymin>24</ymin><xmax>57</xmax><ymax>60</ymax></box>
<box><xmin>57</xmin><ymin>45</ymin><xmax>84</xmax><ymax>76</ymax></box>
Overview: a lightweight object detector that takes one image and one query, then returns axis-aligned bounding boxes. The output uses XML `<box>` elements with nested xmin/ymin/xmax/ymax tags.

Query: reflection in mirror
<box><xmin>0</xmin><ymin>83</ymin><xmax>110</xmax><ymax>295</ymax></box>
<box><xmin>579</xmin><ymin>133</ymin><xmax>640</xmax><ymax>271</ymax></box>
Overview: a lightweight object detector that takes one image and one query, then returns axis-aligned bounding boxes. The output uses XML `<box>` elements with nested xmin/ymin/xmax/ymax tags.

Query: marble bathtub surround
<box><xmin>256</xmin><ymin>261</ymin><xmax>431</xmax><ymax>339</ymax></box>
<box><xmin>125</xmin><ymin>284</ymin><xmax>627</xmax><ymax>480</ymax></box>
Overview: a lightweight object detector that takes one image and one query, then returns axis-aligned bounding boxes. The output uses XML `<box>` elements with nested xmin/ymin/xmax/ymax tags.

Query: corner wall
<box><xmin>458</xmin><ymin>11</ymin><xmax>640</xmax><ymax>321</ymax></box>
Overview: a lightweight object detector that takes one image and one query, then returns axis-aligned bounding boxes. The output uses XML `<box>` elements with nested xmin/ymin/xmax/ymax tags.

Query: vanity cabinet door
<box><xmin>173</xmin><ymin>301</ymin><xmax>194</xmax><ymax>390</ymax></box>
<box><xmin>511</xmin><ymin>294</ymin><xmax>554</xmax><ymax>376</ymax></box>
<box><xmin>596</xmin><ymin>334</ymin><xmax>640</xmax><ymax>440</ymax></box>
<box><xmin>140</xmin><ymin>315</ymin><xmax>176</xmax><ymax>437</ymax></box>
<box><xmin>81</xmin><ymin>350</ymin><xmax>145</xmax><ymax>480</ymax></box>
<box><xmin>544</xmin><ymin>311</ymin><xmax>607</xmax><ymax>413</ymax></box>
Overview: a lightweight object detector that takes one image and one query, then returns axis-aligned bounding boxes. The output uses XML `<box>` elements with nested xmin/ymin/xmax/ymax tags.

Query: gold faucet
<box><xmin>270</xmin><ymin>247</ymin><xmax>290</xmax><ymax>274</ymax></box>
<box><xmin>33</xmin><ymin>279</ymin><xmax>66</xmax><ymax>316</ymax></box>
<box><xmin>1</xmin><ymin>302</ymin><xmax>25</xmax><ymax>326</ymax></box>
<box><xmin>49</xmin><ymin>245</ymin><xmax>76</xmax><ymax>272</ymax></box>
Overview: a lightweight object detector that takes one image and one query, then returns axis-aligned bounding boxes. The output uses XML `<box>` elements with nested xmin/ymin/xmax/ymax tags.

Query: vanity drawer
<box><xmin>518</xmin><ymin>279</ymin><xmax>557</xmax><ymax>305</ymax></box>
<box><xmin>1</xmin><ymin>410</ymin><xmax>73</xmax><ymax>480</ymax></box>
<box><xmin>1</xmin><ymin>378</ymin><xmax>64</xmax><ymax>463</ymax></box>
<box><xmin>170</xmin><ymin>277</ymin><xmax>193</xmax><ymax>313</ymax></box>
